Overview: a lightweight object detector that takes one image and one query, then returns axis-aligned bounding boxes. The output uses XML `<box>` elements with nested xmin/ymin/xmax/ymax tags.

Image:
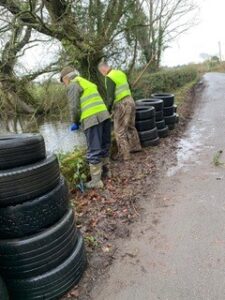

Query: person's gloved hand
<box><xmin>70</xmin><ymin>123</ymin><xmax>79</xmax><ymax>131</ymax></box>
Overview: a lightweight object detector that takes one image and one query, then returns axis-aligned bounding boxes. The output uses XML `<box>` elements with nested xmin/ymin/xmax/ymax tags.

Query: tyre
<box><xmin>6</xmin><ymin>233</ymin><xmax>87</xmax><ymax>300</ymax></box>
<box><xmin>0</xmin><ymin>134</ymin><xmax>46</xmax><ymax>170</ymax></box>
<box><xmin>176</xmin><ymin>113</ymin><xmax>179</xmax><ymax>123</ymax></box>
<box><xmin>168</xmin><ymin>124</ymin><xmax>175</xmax><ymax>130</ymax></box>
<box><xmin>164</xmin><ymin>113</ymin><xmax>177</xmax><ymax>125</ymax></box>
<box><xmin>0</xmin><ymin>154</ymin><xmax>60</xmax><ymax>207</ymax></box>
<box><xmin>155</xmin><ymin>110</ymin><xmax>164</xmax><ymax>121</ymax></box>
<box><xmin>151</xmin><ymin>93</ymin><xmax>174</xmax><ymax>107</ymax></box>
<box><xmin>136</xmin><ymin>99</ymin><xmax>163</xmax><ymax>111</ymax></box>
<box><xmin>0</xmin><ymin>276</ymin><xmax>9</xmax><ymax>300</ymax></box>
<box><xmin>174</xmin><ymin>104</ymin><xmax>177</xmax><ymax>113</ymax></box>
<box><xmin>138</xmin><ymin>127</ymin><xmax>158</xmax><ymax>142</ymax></box>
<box><xmin>0</xmin><ymin>209</ymin><xmax>78</xmax><ymax>279</ymax></box>
<box><xmin>135</xmin><ymin>118</ymin><xmax>155</xmax><ymax>131</ymax></box>
<box><xmin>156</xmin><ymin>120</ymin><xmax>166</xmax><ymax>130</ymax></box>
<box><xmin>158</xmin><ymin>126</ymin><xmax>169</xmax><ymax>138</ymax></box>
<box><xmin>163</xmin><ymin>106</ymin><xmax>175</xmax><ymax>117</ymax></box>
<box><xmin>135</xmin><ymin>106</ymin><xmax>155</xmax><ymax>121</ymax></box>
<box><xmin>0</xmin><ymin>177</ymin><xmax>69</xmax><ymax>239</ymax></box>
<box><xmin>141</xmin><ymin>137</ymin><xmax>160</xmax><ymax>147</ymax></box>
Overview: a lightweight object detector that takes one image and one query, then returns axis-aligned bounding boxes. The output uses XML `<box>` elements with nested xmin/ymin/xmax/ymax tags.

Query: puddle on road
<box><xmin>167</xmin><ymin>125</ymin><xmax>204</xmax><ymax>177</ymax></box>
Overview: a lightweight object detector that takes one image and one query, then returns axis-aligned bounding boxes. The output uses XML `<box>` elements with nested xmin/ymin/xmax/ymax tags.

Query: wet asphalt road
<box><xmin>90</xmin><ymin>73</ymin><xmax>225</xmax><ymax>300</ymax></box>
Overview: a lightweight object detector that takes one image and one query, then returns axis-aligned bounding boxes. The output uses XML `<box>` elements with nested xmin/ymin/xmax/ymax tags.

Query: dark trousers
<box><xmin>84</xmin><ymin>119</ymin><xmax>111</xmax><ymax>164</ymax></box>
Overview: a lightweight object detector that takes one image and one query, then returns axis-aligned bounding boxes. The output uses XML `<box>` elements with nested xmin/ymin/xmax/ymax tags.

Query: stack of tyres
<box><xmin>0</xmin><ymin>134</ymin><xmax>87</xmax><ymax>300</ymax></box>
<box><xmin>136</xmin><ymin>99</ymin><xmax>169</xmax><ymax>138</ymax></box>
<box><xmin>135</xmin><ymin>106</ymin><xmax>160</xmax><ymax>147</ymax></box>
<box><xmin>151</xmin><ymin>93</ymin><xmax>179</xmax><ymax>130</ymax></box>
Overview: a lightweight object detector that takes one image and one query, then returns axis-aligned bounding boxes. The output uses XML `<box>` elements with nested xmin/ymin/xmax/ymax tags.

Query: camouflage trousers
<box><xmin>113</xmin><ymin>96</ymin><xmax>142</xmax><ymax>160</ymax></box>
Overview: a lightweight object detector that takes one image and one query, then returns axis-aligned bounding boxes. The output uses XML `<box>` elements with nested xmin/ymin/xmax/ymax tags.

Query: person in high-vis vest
<box><xmin>98</xmin><ymin>62</ymin><xmax>141</xmax><ymax>161</ymax></box>
<box><xmin>60</xmin><ymin>67</ymin><xmax>111</xmax><ymax>189</ymax></box>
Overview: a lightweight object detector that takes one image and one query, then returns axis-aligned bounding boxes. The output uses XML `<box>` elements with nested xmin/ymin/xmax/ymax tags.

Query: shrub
<box><xmin>58</xmin><ymin>148</ymin><xmax>89</xmax><ymax>188</ymax></box>
<box><xmin>132</xmin><ymin>65</ymin><xmax>198</xmax><ymax>99</ymax></box>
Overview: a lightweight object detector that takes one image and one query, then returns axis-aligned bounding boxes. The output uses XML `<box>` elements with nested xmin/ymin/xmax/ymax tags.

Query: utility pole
<box><xmin>218</xmin><ymin>41</ymin><xmax>222</xmax><ymax>62</ymax></box>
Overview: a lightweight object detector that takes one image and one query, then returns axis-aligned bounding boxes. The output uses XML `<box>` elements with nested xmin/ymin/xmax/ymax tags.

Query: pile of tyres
<box><xmin>152</xmin><ymin>93</ymin><xmax>179</xmax><ymax>130</ymax></box>
<box><xmin>135</xmin><ymin>93</ymin><xmax>179</xmax><ymax>147</ymax></box>
<box><xmin>0</xmin><ymin>134</ymin><xmax>86</xmax><ymax>300</ymax></box>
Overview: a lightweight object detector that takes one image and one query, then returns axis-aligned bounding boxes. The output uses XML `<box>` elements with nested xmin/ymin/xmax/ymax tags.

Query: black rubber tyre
<box><xmin>0</xmin><ymin>177</ymin><xmax>69</xmax><ymax>239</ymax></box>
<box><xmin>151</xmin><ymin>93</ymin><xmax>174</xmax><ymax>107</ymax></box>
<box><xmin>0</xmin><ymin>276</ymin><xmax>9</xmax><ymax>300</ymax></box>
<box><xmin>0</xmin><ymin>209</ymin><xmax>78</xmax><ymax>279</ymax></box>
<box><xmin>138</xmin><ymin>127</ymin><xmax>158</xmax><ymax>142</ymax></box>
<box><xmin>168</xmin><ymin>124</ymin><xmax>176</xmax><ymax>130</ymax></box>
<box><xmin>155</xmin><ymin>110</ymin><xmax>164</xmax><ymax>121</ymax></box>
<box><xmin>6</xmin><ymin>233</ymin><xmax>87</xmax><ymax>300</ymax></box>
<box><xmin>174</xmin><ymin>104</ymin><xmax>177</xmax><ymax>113</ymax></box>
<box><xmin>176</xmin><ymin>113</ymin><xmax>180</xmax><ymax>123</ymax></box>
<box><xmin>156</xmin><ymin>120</ymin><xmax>166</xmax><ymax>130</ymax></box>
<box><xmin>141</xmin><ymin>137</ymin><xmax>160</xmax><ymax>147</ymax></box>
<box><xmin>0</xmin><ymin>134</ymin><xmax>46</xmax><ymax>170</ymax></box>
<box><xmin>163</xmin><ymin>106</ymin><xmax>175</xmax><ymax>117</ymax></box>
<box><xmin>135</xmin><ymin>118</ymin><xmax>155</xmax><ymax>131</ymax></box>
<box><xmin>0</xmin><ymin>154</ymin><xmax>60</xmax><ymax>207</ymax></box>
<box><xmin>158</xmin><ymin>126</ymin><xmax>169</xmax><ymax>138</ymax></box>
<box><xmin>135</xmin><ymin>106</ymin><xmax>155</xmax><ymax>121</ymax></box>
<box><xmin>136</xmin><ymin>99</ymin><xmax>163</xmax><ymax>111</ymax></box>
<box><xmin>164</xmin><ymin>113</ymin><xmax>177</xmax><ymax>125</ymax></box>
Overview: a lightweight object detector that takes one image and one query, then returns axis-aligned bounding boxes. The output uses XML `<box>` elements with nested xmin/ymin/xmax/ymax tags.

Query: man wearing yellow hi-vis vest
<box><xmin>98</xmin><ymin>62</ymin><xmax>141</xmax><ymax>161</ymax></box>
<box><xmin>60</xmin><ymin>67</ymin><xmax>111</xmax><ymax>189</ymax></box>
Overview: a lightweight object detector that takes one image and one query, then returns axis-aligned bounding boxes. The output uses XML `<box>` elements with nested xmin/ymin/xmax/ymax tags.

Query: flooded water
<box><xmin>167</xmin><ymin>124</ymin><xmax>203</xmax><ymax>177</ymax></box>
<box><xmin>0</xmin><ymin>117</ymin><xmax>86</xmax><ymax>153</ymax></box>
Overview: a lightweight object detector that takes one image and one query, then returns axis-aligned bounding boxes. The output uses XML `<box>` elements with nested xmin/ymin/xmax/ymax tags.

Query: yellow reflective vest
<box><xmin>106</xmin><ymin>70</ymin><xmax>131</xmax><ymax>103</ymax></box>
<box><xmin>73</xmin><ymin>76</ymin><xmax>108</xmax><ymax>121</ymax></box>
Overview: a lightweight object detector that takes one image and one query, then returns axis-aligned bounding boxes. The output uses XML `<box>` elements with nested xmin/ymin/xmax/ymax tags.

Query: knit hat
<box><xmin>60</xmin><ymin>66</ymin><xmax>76</xmax><ymax>82</ymax></box>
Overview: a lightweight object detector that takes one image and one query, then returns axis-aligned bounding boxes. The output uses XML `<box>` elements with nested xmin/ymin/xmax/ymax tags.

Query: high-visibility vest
<box><xmin>73</xmin><ymin>76</ymin><xmax>108</xmax><ymax>121</ymax></box>
<box><xmin>106</xmin><ymin>70</ymin><xmax>131</xmax><ymax>103</ymax></box>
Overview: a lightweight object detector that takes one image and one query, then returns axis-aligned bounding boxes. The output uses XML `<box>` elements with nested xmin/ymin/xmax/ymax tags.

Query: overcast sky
<box><xmin>162</xmin><ymin>0</ymin><xmax>225</xmax><ymax>66</ymax></box>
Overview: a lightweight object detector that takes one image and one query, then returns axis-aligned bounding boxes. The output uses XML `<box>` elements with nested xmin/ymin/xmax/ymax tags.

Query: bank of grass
<box><xmin>173</xmin><ymin>78</ymin><xmax>200</xmax><ymax>106</ymax></box>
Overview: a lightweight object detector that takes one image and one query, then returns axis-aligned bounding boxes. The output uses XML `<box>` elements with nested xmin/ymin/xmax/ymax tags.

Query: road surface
<box><xmin>90</xmin><ymin>73</ymin><xmax>225</xmax><ymax>300</ymax></box>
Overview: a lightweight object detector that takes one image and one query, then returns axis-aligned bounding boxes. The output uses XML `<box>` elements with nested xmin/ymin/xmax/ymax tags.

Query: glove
<box><xmin>70</xmin><ymin>123</ymin><xmax>79</xmax><ymax>131</ymax></box>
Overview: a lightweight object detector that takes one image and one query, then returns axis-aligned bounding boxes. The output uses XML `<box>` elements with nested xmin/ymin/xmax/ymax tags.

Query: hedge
<box><xmin>132</xmin><ymin>66</ymin><xmax>198</xmax><ymax>99</ymax></box>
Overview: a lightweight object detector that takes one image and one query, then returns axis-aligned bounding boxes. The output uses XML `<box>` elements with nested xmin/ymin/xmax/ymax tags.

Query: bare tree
<box><xmin>0</xmin><ymin>5</ymin><xmax>61</xmax><ymax>116</ymax></box>
<box><xmin>129</xmin><ymin>0</ymin><xmax>198</xmax><ymax>70</ymax></box>
<box><xmin>0</xmin><ymin>0</ymin><xmax>143</xmax><ymax>90</ymax></box>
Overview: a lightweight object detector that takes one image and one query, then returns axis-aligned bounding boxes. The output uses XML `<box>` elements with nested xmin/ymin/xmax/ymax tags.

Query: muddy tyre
<box><xmin>158</xmin><ymin>126</ymin><xmax>169</xmax><ymax>138</ymax></box>
<box><xmin>141</xmin><ymin>137</ymin><xmax>160</xmax><ymax>147</ymax></box>
<box><xmin>164</xmin><ymin>113</ymin><xmax>177</xmax><ymax>125</ymax></box>
<box><xmin>135</xmin><ymin>107</ymin><xmax>155</xmax><ymax>121</ymax></box>
<box><xmin>176</xmin><ymin>113</ymin><xmax>180</xmax><ymax>123</ymax></box>
<box><xmin>135</xmin><ymin>118</ymin><xmax>155</xmax><ymax>131</ymax></box>
<box><xmin>6</xmin><ymin>233</ymin><xmax>87</xmax><ymax>300</ymax></box>
<box><xmin>168</xmin><ymin>124</ymin><xmax>176</xmax><ymax>130</ymax></box>
<box><xmin>151</xmin><ymin>93</ymin><xmax>174</xmax><ymax>107</ymax></box>
<box><xmin>136</xmin><ymin>99</ymin><xmax>163</xmax><ymax>111</ymax></box>
<box><xmin>156</xmin><ymin>120</ymin><xmax>166</xmax><ymax>130</ymax></box>
<box><xmin>0</xmin><ymin>276</ymin><xmax>9</xmax><ymax>300</ymax></box>
<box><xmin>0</xmin><ymin>177</ymin><xmax>69</xmax><ymax>239</ymax></box>
<box><xmin>0</xmin><ymin>134</ymin><xmax>46</xmax><ymax>170</ymax></box>
<box><xmin>155</xmin><ymin>110</ymin><xmax>164</xmax><ymax>121</ymax></box>
<box><xmin>138</xmin><ymin>128</ymin><xmax>158</xmax><ymax>142</ymax></box>
<box><xmin>174</xmin><ymin>104</ymin><xmax>177</xmax><ymax>113</ymax></box>
<box><xmin>0</xmin><ymin>209</ymin><xmax>78</xmax><ymax>279</ymax></box>
<box><xmin>163</xmin><ymin>106</ymin><xmax>175</xmax><ymax>117</ymax></box>
<box><xmin>0</xmin><ymin>154</ymin><xmax>60</xmax><ymax>207</ymax></box>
